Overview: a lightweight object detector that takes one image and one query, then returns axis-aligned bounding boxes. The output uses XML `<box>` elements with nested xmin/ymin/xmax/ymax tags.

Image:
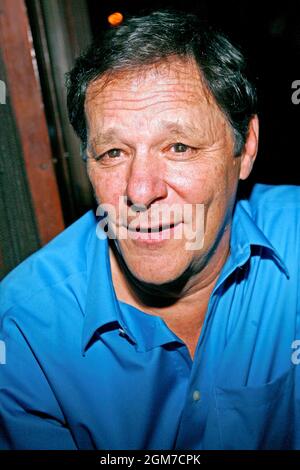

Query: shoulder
<box><xmin>0</xmin><ymin>210</ymin><xmax>97</xmax><ymax>317</ymax></box>
<box><xmin>243</xmin><ymin>183</ymin><xmax>300</xmax><ymax>273</ymax></box>
<box><xmin>246</xmin><ymin>183</ymin><xmax>300</xmax><ymax>230</ymax></box>
<box><xmin>248</xmin><ymin>183</ymin><xmax>300</xmax><ymax>212</ymax></box>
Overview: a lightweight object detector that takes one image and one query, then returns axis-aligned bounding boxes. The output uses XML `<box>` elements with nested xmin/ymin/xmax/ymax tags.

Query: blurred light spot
<box><xmin>108</xmin><ymin>12</ymin><xmax>123</xmax><ymax>27</ymax></box>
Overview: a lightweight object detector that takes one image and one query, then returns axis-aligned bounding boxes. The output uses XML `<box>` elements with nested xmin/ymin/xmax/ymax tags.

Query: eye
<box><xmin>95</xmin><ymin>148</ymin><xmax>122</xmax><ymax>161</ymax></box>
<box><xmin>107</xmin><ymin>148</ymin><xmax>121</xmax><ymax>158</ymax></box>
<box><xmin>171</xmin><ymin>143</ymin><xmax>189</xmax><ymax>153</ymax></box>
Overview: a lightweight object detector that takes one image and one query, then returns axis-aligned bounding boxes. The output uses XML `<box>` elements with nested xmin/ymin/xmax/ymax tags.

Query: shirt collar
<box><xmin>82</xmin><ymin>202</ymin><xmax>289</xmax><ymax>355</ymax></box>
<box><xmin>213</xmin><ymin>200</ymin><xmax>289</xmax><ymax>293</ymax></box>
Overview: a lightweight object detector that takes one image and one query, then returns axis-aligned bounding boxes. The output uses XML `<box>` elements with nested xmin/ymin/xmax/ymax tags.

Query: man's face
<box><xmin>85</xmin><ymin>57</ymin><xmax>242</xmax><ymax>284</ymax></box>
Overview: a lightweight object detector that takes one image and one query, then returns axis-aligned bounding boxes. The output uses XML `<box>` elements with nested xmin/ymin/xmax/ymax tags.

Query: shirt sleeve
<box><xmin>0</xmin><ymin>308</ymin><xmax>77</xmax><ymax>450</ymax></box>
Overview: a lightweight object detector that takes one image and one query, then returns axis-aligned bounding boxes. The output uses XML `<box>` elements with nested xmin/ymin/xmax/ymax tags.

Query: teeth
<box><xmin>136</xmin><ymin>224</ymin><xmax>174</xmax><ymax>233</ymax></box>
<box><xmin>127</xmin><ymin>222</ymin><xmax>177</xmax><ymax>233</ymax></box>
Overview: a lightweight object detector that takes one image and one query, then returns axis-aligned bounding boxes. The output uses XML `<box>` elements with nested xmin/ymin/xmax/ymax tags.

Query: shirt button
<box><xmin>193</xmin><ymin>390</ymin><xmax>201</xmax><ymax>402</ymax></box>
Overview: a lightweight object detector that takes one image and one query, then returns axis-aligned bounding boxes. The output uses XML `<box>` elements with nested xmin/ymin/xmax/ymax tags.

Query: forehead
<box><xmin>84</xmin><ymin>57</ymin><xmax>228</xmax><ymax>142</ymax></box>
<box><xmin>85</xmin><ymin>57</ymin><xmax>215</xmax><ymax>109</ymax></box>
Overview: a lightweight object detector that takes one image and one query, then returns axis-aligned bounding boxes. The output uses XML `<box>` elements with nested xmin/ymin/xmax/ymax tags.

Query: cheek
<box><xmin>171</xmin><ymin>160</ymin><xmax>229</xmax><ymax>205</ymax></box>
<box><xmin>177</xmin><ymin>160</ymin><xmax>237</xmax><ymax>232</ymax></box>
<box><xmin>203</xmin><ymin>159</ymin><xmax>239</xmax><ymax>235</ymax></box>
<box><xmin>203</xmin><ymin>158</ymin><xmax>238</xmax><ymax>201</ymax></box>
<box><xmin>88</xmin><ymin>165</ymin><xmax>127</xmax><ymax>206</ymax></box>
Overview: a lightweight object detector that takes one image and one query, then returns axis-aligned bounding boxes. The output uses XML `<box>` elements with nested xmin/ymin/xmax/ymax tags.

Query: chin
<box><xmin>128</xmin><ymin>261</ymin><xmax>188</xmax><ymax>286</ymax></box>
<box><xmin>114</xmin><ymin>241</ymin><xmax>193</xmax><ymax>286</ymax></box>
<box><xmin>137</xmin><ymin>272</ymin><xmax>177</xmax><ymax>285</ymax></box>
<box><xmin>131</xmin><ymin>266</ymin><xmax>171</xmax><ymax>283</ymax></box>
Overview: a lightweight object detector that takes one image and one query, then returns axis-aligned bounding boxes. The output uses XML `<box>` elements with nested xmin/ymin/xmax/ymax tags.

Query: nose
<box><xmin>125</xmin><ymin>153</ymin><xmax>168</xmax><ymax>209</ymax></box>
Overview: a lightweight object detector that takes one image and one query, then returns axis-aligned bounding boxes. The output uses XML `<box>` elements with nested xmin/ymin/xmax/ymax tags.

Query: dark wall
<box><xmin>88</xmin><ymin>0</ymin><xmax>300</xmax><ymax>188</ymax></box>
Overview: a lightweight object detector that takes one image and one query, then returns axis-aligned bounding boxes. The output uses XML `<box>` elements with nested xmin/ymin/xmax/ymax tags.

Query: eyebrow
<box><xmin>88</xmin><ymin>120</ymin><xmax>198</xmax><ymax>153</ymax></box>
<box><xmin>159</xmin><ymin>120</ymin><xmax>198</xmax><ymax>137</ymax></box>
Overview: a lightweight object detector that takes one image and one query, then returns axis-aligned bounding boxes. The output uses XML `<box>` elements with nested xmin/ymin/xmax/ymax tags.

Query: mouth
<box><xmin>124</xmin><ymin>221</ymin><xmax>182</xmax><ymax>245</ymax></box>
<box><xmin>127</xmin><ymin>222</ymin><xmax>177</xmax><ymax>233</ymax></box>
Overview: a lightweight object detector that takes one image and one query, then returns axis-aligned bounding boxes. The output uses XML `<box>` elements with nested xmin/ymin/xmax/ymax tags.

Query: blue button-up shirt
<box><xmin>1</xmin><ymin>184</ymin><xmax>300</xmax><ymax>450</ymax></box>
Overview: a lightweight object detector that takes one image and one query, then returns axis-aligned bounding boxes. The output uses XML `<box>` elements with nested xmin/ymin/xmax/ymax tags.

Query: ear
<box><xmin>239</xmin><ymin>115</ymin><xmax>259</xmax><ymax>180</ymax></box>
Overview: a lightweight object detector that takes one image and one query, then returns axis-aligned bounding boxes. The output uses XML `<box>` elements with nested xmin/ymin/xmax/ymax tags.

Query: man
<box><xmin>0</xmin><ymin>10</ymin><xmax>299</xmax><ymax>450</ymax></box>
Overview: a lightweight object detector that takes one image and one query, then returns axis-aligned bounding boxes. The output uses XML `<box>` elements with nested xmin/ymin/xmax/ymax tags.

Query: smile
<box><xmin>127</xmin><ymin>223</ymin><xmax>177</xmax><ymax>233</ymax></box>
<box><xmin>125</xmin><ymin>222</ymin><xmax>183</xmax><ymax>245</ymax></box>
